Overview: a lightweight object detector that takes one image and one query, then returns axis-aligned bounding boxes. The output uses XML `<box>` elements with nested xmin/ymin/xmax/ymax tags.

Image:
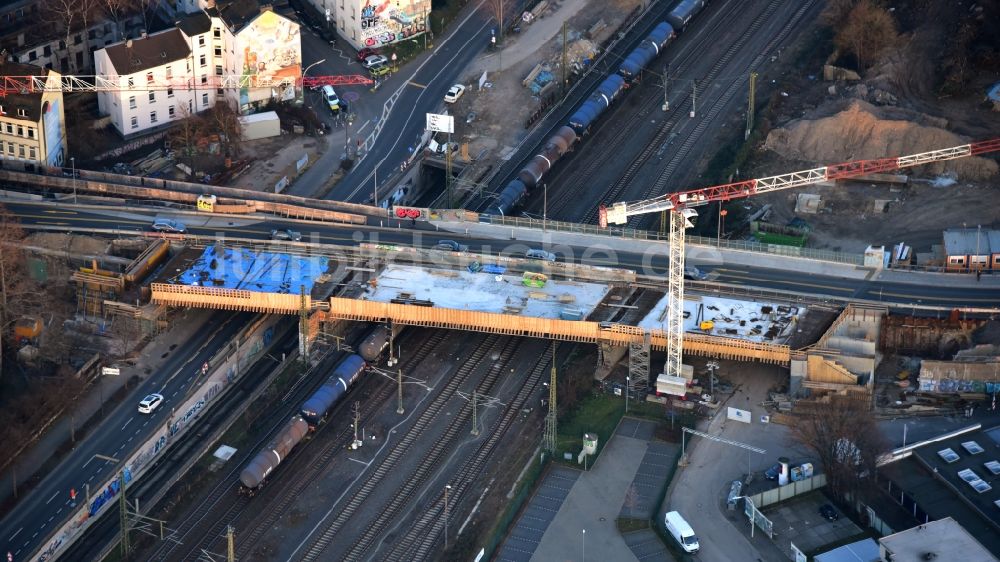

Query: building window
<box><xmin>18</xmin><ymin>145</ymin><xmax>24</xmax><ymax>158</ymax></box>
<box><xmin>75</xmin><ymin>51</ymin><xmax>83</xmax><ymax>66</ymax></box>
<box><xmin>202</xmin><ymin>93</ymin><xmax>208</xmax><ymax>106</ymax></box>
<box><xmin>949</xmin><ymin>257</ymin><xmax>965</xmax><ymax>264</ymax></box>
<box><xmin>213</xmin><ymin>28</ymin><xmax>221</xmax><ymax>38</ymax></box>
<box><xmin>43</xmin><ymin>45</ymin><xmax>51</xmax><ymax>56</ymax></box>
<box><xmin>148</xmin><ymin>91</ymin><xmax>155</xmax><ymax>102</ymax></box>
<box><xmin>28</xmin><ymin>147</ymin><xmax>35</xmax><ymax>159</ymax></box>
<box><xmin>16</xmin><ymin>109</ymin><xmax>25</xmax><ymax>117</ymax></box>
<box><xmin>215</xmin><ymin>64</ymin><xmax>222</xmax><ymax>76</ymax></box>
<box><xmin>6</xmin><ymin>142</ymin><xmax>12</xmax><ymax>155</ymax></box>
<box><xmin>217</xmin><ymin>88</ymin><xmax>224</xmax><ymax>95</ymax></box>
<box><xmin>59</xmin><ymin>40</ymin><xmax>65</xmax><ymax>50</ymax></box>
<box><xmin>130</xmin><ymin>116</ymin><xmax>138</xmax><ymax>129</ymax></box>
<box><xmin>167</xmin><ymin>87</ymin><xmax>174</xmax><ymax>98</ymax></box>
<box><xmin>127</xmin><ymin>76</ymin><xmax>134</xmax><ymax>88</ymax></box>
<box><xmin>168</xmin><ymin>105</ymin><xmax>175</xmax><ymax>118</ymax></box>
<box><xmin>28</xmin><ymin>50</ymin><xmax>36</xmax><ymax>61</ymax></box>
<box><xmin>88</xmin><ymin>29</ymin><xmax>96</xmax><ymax>40</ymax></box>
<box><xmin>214</xmin><ymin>46</ymin><xmax>222</xmax><ymax>57</ymax></box>
<box><xmin>128</xmin><ymin>96</ymin><xmax>136</xmax><ymax>109</ymax></box>
<box><xmin>74</xmin><ymin>33</ymin><xmax>81</xmax><ymax>45</ymax></box>
<box><xmin>198</xmin><ymin>36</ymin><xmax>205</xmax><ymax>47</ymax></box>
<box><xmin>146</xmin><ymin>71</ymin><xmax>153</xmax><ymax>83</ymax></box>
<box><xmin>200</xmin><ymin>75</ymin><xmax>208</xmax><ymax>84</ymax></box>
<box><xmin>4</xmin><ymin>124</ymin><xmax>11</xmax><ymax>134</ymax></box>
<box><xmin>199</xmin><ymin>54</ymin><xmax>206</xmax><ymax>67</ymax></box>
<box><xmin>27</xmin><ymin>128</ymin><xmax>33</xmax><ymax>139</ymax></box>
<box><xmin>16</xmin><ymin>126</ymin><xmax>23</xmax><ymax>136</ymax></box>
<box><xmin>150</xmin><ymin>111</ymin><xmax>157</xmax><ymax>123</ymax></box>
<box><xmin>166</xmin><ymin>65</ymin><xmax>172</xmax><ymax>79</ymax></box>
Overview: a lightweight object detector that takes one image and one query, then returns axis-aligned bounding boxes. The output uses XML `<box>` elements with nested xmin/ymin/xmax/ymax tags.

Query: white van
<box><xmin>664</xmin><ymin>511</ymin><xmax>699</xmax><ymax>553</ymax></box>
<box><xmin>321</xmin><ymin>85</ymin><xmax>340</xmax><ymax>112</ymax></box>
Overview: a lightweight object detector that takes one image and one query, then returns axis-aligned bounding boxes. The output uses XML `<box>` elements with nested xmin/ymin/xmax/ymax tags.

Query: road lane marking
<box><xmin>717</xmin><ymin>272</ymin><xmax>853</xmax><ymax>293</ymax></box>
<box><xmin>406</xmin><ymin>81</ymin><xmax>427</xmax><ymax>88</ymax></box>
<box><xmin>121</xmin><ymin>418</ymin><xmax>132</xmax><ymax>430</ymax></box>
<box><xmin>45</xmin><ymin>491</ymin><xmax>59</xmax><ymax>505</ymax></box>
<box><xmin>82</xmin><ymin>456</ymin><xmax>93</xmax><ymax>469</ymax></box>
<box><xmin>47</xmin><ymin>516</ymin><xmax>53</xmax><ymax>523</ymax></box>
<box><xmin>43</xmin><ymin>210</ymin><xmax>77</xmax><ymax>215</ymax></box>
<box><xmin>88</xmin><ymin>475</ymin><xmax>95</xmax><ymax>481</ymax></box>
<box><xmin>37</xmin><ymin>221</ymin><xmax>70</xmax><ymax>226</ymax></box>
<box><xmin>9</xmin><ymin>527</ymin><xmax>22</xmax><ymax>541</ymax></box>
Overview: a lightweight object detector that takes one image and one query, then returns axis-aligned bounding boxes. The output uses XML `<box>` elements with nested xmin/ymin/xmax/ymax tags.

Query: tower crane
<box><xmin>0</xmin><ymin>73</ymin><xmax>373</xmax><ymax>96</ymax></box>
<box><xmin>599</xmin><ymin>138</ymin><xmax>1000</xmax><ymax>381</ymax></box>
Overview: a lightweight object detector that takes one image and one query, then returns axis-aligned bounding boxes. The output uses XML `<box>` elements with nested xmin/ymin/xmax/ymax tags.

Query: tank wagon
<box><xmin>359</xmin><ymin>324</ymin><xmax>392</xmax><ymax>362</ymax></box>
<box><xmin>490</xmin><ymin>3</ymin><xmax>712</xmax><ymax>216</ymax></box>
<box><xmin>618</xmin><ymin>22</ymin><xmax>675</xmax><ymax>81</ymax></box>
<box><xmin>300</xmin><ymin>354</ymin><xmax>367</xmax><ymax>426</ymax></box>
<box><xmin>239</xmin><ymin>416</ymin><xmax>310</xmax><ymax>492</ymax></box>
<box><xmin>666</xmin><ymin>0</ymin><xmax>707</xmax><ymax>30</ymax></box>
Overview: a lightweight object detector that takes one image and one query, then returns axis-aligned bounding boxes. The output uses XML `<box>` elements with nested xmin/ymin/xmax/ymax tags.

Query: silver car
<box><xmin>270</xmin><ymin>229</ymin><xmax>302</xmax><ymax>241</ymax></box>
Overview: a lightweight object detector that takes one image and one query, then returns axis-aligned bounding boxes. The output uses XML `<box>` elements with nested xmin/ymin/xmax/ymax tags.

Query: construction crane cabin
<box><xmin>599</xmin><ymin>139</ymin><xmax>1000</xmax><ymax>381</ymax></box>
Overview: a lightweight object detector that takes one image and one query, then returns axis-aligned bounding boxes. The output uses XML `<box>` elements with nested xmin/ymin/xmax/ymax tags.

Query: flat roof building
<box><xmin>879</xmin><ymin>517</ymin><xmax>997</xmax><ymax>562</ymax></box>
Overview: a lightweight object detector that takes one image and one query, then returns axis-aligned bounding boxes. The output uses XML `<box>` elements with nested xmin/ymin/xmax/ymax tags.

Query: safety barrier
<box><xmin>151</xmin><ymin>283</ymin><xmax>309</xmax><ymax>313</ymax></box>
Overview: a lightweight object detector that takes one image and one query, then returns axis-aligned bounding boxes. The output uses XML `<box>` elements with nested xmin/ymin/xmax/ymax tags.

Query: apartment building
<box><xmin>94</xmin><ymin>29</ymin><xmax>202</xmax><ymax>139</ymax></box>
<box><xmin>327</xmin><ymin>0</ymin><xmax>429</xmax><ymax>51</ymax></box>
<box><xmin>0</xmin><ymin>62</ymin><xmax>67</xmax><ymax>170</ymax></box>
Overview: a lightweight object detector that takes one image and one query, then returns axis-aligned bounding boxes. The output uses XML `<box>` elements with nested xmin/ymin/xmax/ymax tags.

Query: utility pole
<box><xmin>298</xmin><ymin>284</ymin><xmax>309</xmax><ymax>362</ymax></box>
<box><xmin>745</xmin><ymin>71</ymin><xmax>757</xmax><ymax>140</ymax></box>
<box><xmin>118</xmin><ymin>469</ymin><xmax>129</xmax><ymax>557</ymax></box>
<box><xmin>561</xmin><ymin>23</ymin><xmax>568</xmax><ymax>97</ymax></box>
<box><xmin>471</xmin><ymin>389</ymin><xmax>479</xmax><ymax>435</ymax></box>
<box><xmin>352</xmin><ymin>402</ymin><xmax>363</xmax><ymax>448</ymax></box>
<box><xmin>446</xmin><ymin>134</ymin><xmax>453</xmax><ymax>207</ymax></box>
<box><xmin>543</xmin><ymin>344</ymin><xmax>558</xmax><ymax>454</ymax></box>
<box><xmin>443</xmin><ymin>484</ymin><xmax>452</xmax><ymax>548</ymax></box>
<box><xmin>396</xmin><ymin>368</ymin><xmax>404</xmax><ymax>414</ymax></box>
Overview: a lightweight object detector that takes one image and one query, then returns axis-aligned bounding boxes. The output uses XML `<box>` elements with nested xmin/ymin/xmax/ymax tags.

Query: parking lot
<box><xmin>762</xmin><ymin>491</ymin><xmax>865</xmax><ymax>558</ymax></box>
<box><xmin>496</xmin><ymin>465</ymin><xmax>580</xmax><ymax>562</ymax></box>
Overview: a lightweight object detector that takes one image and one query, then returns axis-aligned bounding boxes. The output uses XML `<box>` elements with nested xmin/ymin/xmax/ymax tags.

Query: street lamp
<box><xmin>542</xmin><ymin>182</ymin><xmax>547</xmax><ymax>231</ymax></box>
<box><xmin>301</xmin><ymin>58</ymin><xmax>327</xmax><ymax>102</ymax></box>
<box><xmin>582</xmin><ymin>528</ymin><xmax>586</xmax><ymax>561</ymax></box>
<box><xmin>625</xmin><ymin>375</ymin><xmax>630</xmax><ymax>413</ymax></box>
<box><xmin>71</xmin><ymin>156</ymin><xmax>76</xmax><ymax>203</ymax></box>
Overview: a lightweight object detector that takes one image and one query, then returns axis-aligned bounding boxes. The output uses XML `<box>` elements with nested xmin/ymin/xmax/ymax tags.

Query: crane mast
<box><xmin>600</xmin><ymin>138</ymin><xmax>1000</xmax><ymax>380</ymax></box>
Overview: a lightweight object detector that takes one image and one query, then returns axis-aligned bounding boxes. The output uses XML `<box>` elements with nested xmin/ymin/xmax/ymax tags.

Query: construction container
<box><xmin>14</xmin><ymin>317</ymin><xmax>42</xmax><ymax>341</ymax></box>
<box><xmin>238</xmin><ymin>111</ymin><xmax>281</xmax><ymax>141</ymax></box>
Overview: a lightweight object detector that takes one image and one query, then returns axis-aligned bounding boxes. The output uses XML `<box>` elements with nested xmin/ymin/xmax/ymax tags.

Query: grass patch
<box><xmin>616</xmin><ymin>517</ymin><xmax>650</xmax><ymax>533</ymax></box>
<box><xmin>555</xmin><ymin>394</ymin><xmax>625</xmax><ymax>463</ymax></box>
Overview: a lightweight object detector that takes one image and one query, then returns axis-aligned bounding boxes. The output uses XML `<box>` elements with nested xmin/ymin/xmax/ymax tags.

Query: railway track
<box><xmin>149</xmin><ymin>329</ymin><xmax>446</xmax><ymax>562</ymax></box>
<box><xmin>633</xmin><ymin>0</ymin><xmax>817</xmax><ymax>230</ymax></box>
<box><xmin>541</xmin><ymin>0</ymin><xmax>748</xmax><ymax>221</ymax></box>
<box><xmin>294</xmin><ymin>333</ymin><xmax>513</xmax><ymax>561</ymax></box>
<box><xmin>558</xmin><ymin>0</ymin><xmax>788</xmax><ymax>226</ymax></box>
<box><xmin>382</xmin><ymin>342</ymin><xmax>555</xmax><ymax>561</ymax></box>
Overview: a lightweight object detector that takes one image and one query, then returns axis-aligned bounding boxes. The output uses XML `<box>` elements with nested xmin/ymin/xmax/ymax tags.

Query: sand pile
<box><xmin>764</xmin><ymin>100</ymin><xmax>998</xmax><ymax>180</ymax></box>
<box><xmin>25</xmin><ymin>232</ymin><xmax>110</xmax><ymax>255</ymax></box>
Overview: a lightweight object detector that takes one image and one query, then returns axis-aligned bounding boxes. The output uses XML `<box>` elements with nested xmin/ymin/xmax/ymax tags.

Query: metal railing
<box><xmin>478</xmin><ymin>214</ymin><xmax>865</xmax><ymax>265</ymax></box>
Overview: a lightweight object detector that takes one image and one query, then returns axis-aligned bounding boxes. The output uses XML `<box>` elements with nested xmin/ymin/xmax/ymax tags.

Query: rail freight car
<box><xmin>618</xmin><ymin>22</ymin><xmax>674</xmax><ymax>81</ymax></box>
<box><xmin>491</xmin><ymin>126</ymin><xmax>577</xmax><ymax>214</ymax></box>
<box><xmin>569</xmin><ymin>75</ymin><xmax>626</xmax><ymax>132</ymax></box>
<box><xmin>359</xmin><ymin>324</ymin><xmax>392</xmax><ymax>362</ymax></box>
<box><xmin>300</xmin><ymin>354</ymin><xmax>367</xmax><ymax>426</ymax></box>
<box><xmin>239</xmin><ymin>415</ymin><xmax>310</xmax><ymax>492</ymax></box>
<box><xmin>666</xmin><ymin>0</ymin><xmax>706</xmax><ymax>30</ymax></box>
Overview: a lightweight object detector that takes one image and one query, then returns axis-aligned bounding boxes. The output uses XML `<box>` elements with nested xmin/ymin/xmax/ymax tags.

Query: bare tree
<box><xmin>207</xmin><ymin>100</ymin><xmax>244</xmax><ymax>158</ymax></box>
<box><xmin>41</xmin><ymin>0</ymin><xmax>99</xmax><ymax>73</ymax></box>
<box><xmin>0</xmin><ymin>206</ymin><xmax>30</xmax><ymax>382</ymax></box>
<box><xmin>98</xmin><ymin>0</ymin><xmax>130</xmax><ymax>41</ymax></box>
<box><xmin>483</xmin><ymin>0</ymin><xmax>514</xmax><ymax>39</ymax></box>
<box><xmin>789</xmin><ymin>396</ymin><xmax>887</xmax><ymax>503</ymax></box>
<box><xmin>832</xmin><ymin>0</ymin><xmax>898</xmax><ymax>72</ymax></box>
<box><xmin>170</xmin><ymin>102</ymin><xmax>206</xmax><ymax>174</ymax></box>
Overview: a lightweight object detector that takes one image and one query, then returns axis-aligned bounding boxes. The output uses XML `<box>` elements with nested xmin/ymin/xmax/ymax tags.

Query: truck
<box><xmin>664</xmin><ymin>511</ymin><xmax>699</xmax><ymax>553</ymax></box>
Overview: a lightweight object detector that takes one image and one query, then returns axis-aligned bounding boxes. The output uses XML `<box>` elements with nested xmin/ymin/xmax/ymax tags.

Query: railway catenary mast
<box><xmin>599</xmin><ymin>138</ymin><xmax>1000</xmax><ymax>380</ymax></box>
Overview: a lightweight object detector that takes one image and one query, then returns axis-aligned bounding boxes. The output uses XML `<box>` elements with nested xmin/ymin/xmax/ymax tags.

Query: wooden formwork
<box><xmin>151</xmin><ymin>283</ymin><xmax>308</xmax><ymax>313</ymax></box>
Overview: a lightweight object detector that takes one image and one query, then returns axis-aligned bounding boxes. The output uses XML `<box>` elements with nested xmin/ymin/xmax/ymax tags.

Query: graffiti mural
<box><xmin>238</xmin><ymin>10</ymin><xmax>302</xmax><ymax>107</ymax></box>
<box><xmin>42</xmin><ymin>99</ymin><xmax>64</xmax><ymax>166</ymax></box>
<box><xmin>360</xmin><ymin>0</ymin><xmax>430</xmax><ymax>48</ymax></box>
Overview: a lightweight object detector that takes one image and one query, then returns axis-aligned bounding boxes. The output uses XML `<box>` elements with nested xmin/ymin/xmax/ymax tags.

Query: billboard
<box><xmin>238</xmin><ymin>10</ymin><xmax>302</xmax><ymax>108</ymax></box>
<box><xmin>360</xmin><ymin>0</ymin><xmax>431</xmax><ymax>48</ymax></box>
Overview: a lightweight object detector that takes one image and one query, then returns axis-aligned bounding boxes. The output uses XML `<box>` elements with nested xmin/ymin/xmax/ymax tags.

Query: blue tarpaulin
<box><xmin>172</xmin><ymin>245</ymin><xmax>329</xmax><ymax>294</ymax></box>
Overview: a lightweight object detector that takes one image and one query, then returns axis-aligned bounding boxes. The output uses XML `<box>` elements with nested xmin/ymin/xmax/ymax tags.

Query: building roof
<box><xmin>206</xmin><ymin>0</ymin><xmax>263</xmax><ymax>33</ymax></box>
<box><xmin>176</xmin><ymin>12</ymin><xmax>212</xmax><ymax>37</ymax></box>
<box><xmin>0</xmin><ymin>61</ymin><xmax>53</xmax><ymax>121</ymax></box>
<box><xmin>102</xmin><ymin>28</ymin><xmax>191</xmax><ymax>76</ymax></box>
<box><xmin>943</xmin><ymin>228</ymin><xmax>997</xmax><ymax>256</ymax></box>
<box><xmin>814</xmin><ymin>538</ymin><xmax>880</xmax><ymax>562</ymax></box>
<box><xmin>880</xmin><ymin>517</ymin><xmax>998</xmax><ymax>562</ymax></box>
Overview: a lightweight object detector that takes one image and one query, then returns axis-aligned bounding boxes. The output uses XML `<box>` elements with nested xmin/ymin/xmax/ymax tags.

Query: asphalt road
<box><xmin>0</xmin><ymin>311</ymin><xmax>251</xmax><ymax>560</ymax></box>
<box><xmin>9</xmin><ymin>200</ymin><xmax>1000</xmax><ymax>309</ymax></box>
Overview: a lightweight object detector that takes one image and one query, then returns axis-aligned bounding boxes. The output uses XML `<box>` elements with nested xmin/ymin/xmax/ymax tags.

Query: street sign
<box><xmin>101</xmin><ymin>367</ymin><xmax>120</xmax><ymax>376</ymax></box>
<box><xmin>8</xmin><ymin>550</ymin><xmax>13</xmax><ymax>562</ymax></box>
<box><xmin>426</xmin><ymin>113</ymin><xmax>454</xmax><ymax>134</ymax></box>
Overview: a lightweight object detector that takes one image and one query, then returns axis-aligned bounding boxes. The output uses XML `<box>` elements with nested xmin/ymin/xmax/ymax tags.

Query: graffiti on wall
<box><xmin>239</xmin><ymin>10</ymin><xmax>302</xmax><ymax>107</ymax></box>
<box><xmin>360</xmin><ymin>0</ymin><xmax>430</xmax><ymax>48</ymax></box>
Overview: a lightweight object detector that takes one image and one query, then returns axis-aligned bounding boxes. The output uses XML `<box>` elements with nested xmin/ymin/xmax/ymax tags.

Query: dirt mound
<box><xmin>25</xmin><ymin>232</ymin><xmax>110</xmax><ymax>255</ymax></box>
<box><xmin>763</xmin><ymin>99</ymin><xmax>998</xmax><ymax>180</ymax></box>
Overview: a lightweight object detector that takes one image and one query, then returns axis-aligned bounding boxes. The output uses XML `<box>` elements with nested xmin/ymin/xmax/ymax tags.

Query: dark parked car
<box><xmin>764</xmin><ymin>464</ymin><xmax>781</xmax><ymax>480</ymax></box>
<box><xmin>357</xmin><ymin>47</ymin><xmax>380</xmax><ymax>62</ymax></box>
<box><xmin>818</xmin><ymin>504</ymin><xmax>839</xmax><ymax>522</ymax></box>
<box><xmin>270</xmin><ymin>229</ymin><xmax>302</xmax><ymax>241</ymax></box>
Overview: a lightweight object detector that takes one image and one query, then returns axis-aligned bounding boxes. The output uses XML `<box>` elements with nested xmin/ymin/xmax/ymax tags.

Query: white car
<box><xmin>362</xmin><ymin>54</ymin><xmax>389</xmax><ymax>69</ymax></box>
<box><xmin>138</xmin><ymin>393</ymin><xmax>164</xmax><ymax>414</ymax></box>
<box><xmin>321</xmin><ymin>85</ymin><xmax>340</xmax><ymax>112</ymax></box>
<box><xmin>444</xmin><ymin>84</ymin><xmax>465</xmax><ymax>104</ymax></box>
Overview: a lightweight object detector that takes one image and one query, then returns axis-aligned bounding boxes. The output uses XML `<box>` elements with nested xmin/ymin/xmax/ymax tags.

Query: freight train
<box><xmin>490</xmin><ymin>0</ymin><xmax>709</xmax><ymax>216</ymax></box>
<box><xmin>239</xmin><ymin>353</ymin><xmax>367</xmax><ymax>493</ymax></box>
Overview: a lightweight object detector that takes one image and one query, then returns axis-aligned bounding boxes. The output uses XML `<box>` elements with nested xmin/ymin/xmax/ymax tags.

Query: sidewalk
<box><xmin>0</xmin><ymin>309</ymin><xmax>214</xmax><ymax>510</ymax></box>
